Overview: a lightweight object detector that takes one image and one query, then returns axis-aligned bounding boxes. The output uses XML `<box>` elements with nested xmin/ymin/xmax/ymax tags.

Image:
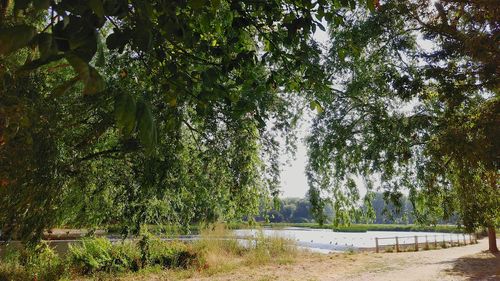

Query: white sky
<box><xmin>279</xmin><ymin>118</ymin><xmax>311</xmax><ymax>198</ymax></box>
<box><xmin>279</xmin><ymin>24</ymin><xmax>329</xmax><ymax>198</ymax></box>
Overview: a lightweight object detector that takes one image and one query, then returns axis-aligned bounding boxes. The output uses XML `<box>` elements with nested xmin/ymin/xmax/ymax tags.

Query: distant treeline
<box><xmin>257</xmin><ymin>193</ymin><xmax>458</xmax><ymax>224</ymax></box>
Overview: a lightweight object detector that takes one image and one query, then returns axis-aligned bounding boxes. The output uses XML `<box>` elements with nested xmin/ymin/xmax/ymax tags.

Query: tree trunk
<box><xmin>488</xmin><ymin>226</ymin><xmax>498</xmax><ymax>253</ymax></box>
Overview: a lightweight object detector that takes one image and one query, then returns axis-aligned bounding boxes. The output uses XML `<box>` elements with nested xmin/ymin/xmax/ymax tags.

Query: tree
<box><xmin>1</xmin><ymin>0</ymin><xmax>378</xmax><ymax>242</ymax></box>
<box><xmin>306</xmin><ymin>0</ymin><xmax>499</xmax><ymax>252</ymax></box>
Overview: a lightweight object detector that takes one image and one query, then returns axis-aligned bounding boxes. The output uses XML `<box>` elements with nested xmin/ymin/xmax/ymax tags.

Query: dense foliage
<box><xmin>0</xmin><ymin>0</ymin><xmax>378</xmax><ymax>242</ymax></box>
<box><xmin>259</xmin><ymin>193</ymin><xmax>458</xmax><ymax>225</ymax></box>
<box><xmin>0</xmin><ymin>0</ymin><xmax>497</xmax><ymax>252</ymax></box>
<box><xmin>306</xmin><ymin>0</ymin><xmax>498</xmax><ymax>249</ymax></box>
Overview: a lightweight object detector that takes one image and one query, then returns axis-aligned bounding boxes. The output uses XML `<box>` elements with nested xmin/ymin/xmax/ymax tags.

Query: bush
<box><xmin>68</xmin><ymin>236</ymin><xmax>197</xmax><ymax>275</ymax></box>
<box><xmin>0</xmin><ymin>242</ymin><xmax>67</xmax><ymax>281</ymax></box>
<box><xmin>140</xmin><ymin>233</ymin><xmax>197</xmax><ymax>268</ymax></box>
<box><xmin>109</xmin><ymin>241</ymin><xmax>141</xmax><ymax>272</ymax></box>
<box><xmin>69</xmin><ymin>238</ymin><xmax>113</xmax><ymax>274</ymax></box>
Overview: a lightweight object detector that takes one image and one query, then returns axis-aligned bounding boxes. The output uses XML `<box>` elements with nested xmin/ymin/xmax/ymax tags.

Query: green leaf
<box><xmin>0</xmin><ymin>25</ymin><xmax>36</xmax><ymax>55</ymax></box>
<box><xmin>66</xmin><ymin>54</ymin><xmax>90</xmax><ymax>79</ymax></box>
<box><xmin>83</xmin><ymin>66</ymin><xmax>105</xmax><ymax>95</ymax></box>
<box><xmin>89</xmin><ymin>0</ymin><xmax>105</xmax><ymax>18</ymax></box>
<box><xmin>132</xmin><ymin>28</ymin><xmax>152</xmax><ymax>52</ymax></box>
<box><xmin>95</xmin><ymin>33</ymin><xmax>105</xmax><ymax>67</ymax></box>
<box><xmin>106</xmin><ymin>29</ymin><xmax>129</xmax><ymax>52</ymax></box>
<box><xmin>70</xmin><ymin>32</ymin><xmax>98</xmax><ymax>62</ymax></box>
<box><xmin>189</xmin><ymin>0</ymin><xmax>204</xmax><ymax>10</ymax></box>
<box><xmin>309</xmin><ymin>100</ymin><xmax>324</xmax><ymax>114</ymax></box>
<box><xmin>66</xmin><ymin>54</ymin><xmax>105</xmax><ymax>95</ymax></box>
<box><xmin>114</xmin><ymin>93</ymin><xmax>137</xmax><ymax>136</ymax></box>
<box><xmin>366</xmin><ymin>0</ymin><xmax>375</xmax><ymax>12</ymax></box>
<box><xmin>36</xmin><ymin>33</ymin><xmax>58</xmax><ymax>61</ymax></box>
<box><xmin>136</xmin><ymin>100</ymin><xmax>156</xmax><ymax>152</ymax></box>
<box><xmin>37</xmin><ymin>33</ymin><xmax>52</xmax><ymax>60</ymax></box>
<box><xmin>317</xmin><ymin>22</ymin><xmax>326</xmax><ymax>32</ymax></box>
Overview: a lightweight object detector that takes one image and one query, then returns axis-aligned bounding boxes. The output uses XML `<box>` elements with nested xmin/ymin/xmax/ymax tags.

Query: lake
<box><xmin>234</xmin><ymin>227</ymin><xmax>467</xmax><ymax>253</ymax></box>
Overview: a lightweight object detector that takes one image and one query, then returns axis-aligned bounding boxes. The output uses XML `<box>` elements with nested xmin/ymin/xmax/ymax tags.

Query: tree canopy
<box><xmin>306</xmin><ymin>0</ymin><xmax>498</xmax><ymax>250</ymax></box>
<box><xmin>0</xmin><ymin>0</ymin><xmax>498</xmax><ymax>251</ymax></box>
<box><xmin>0</xmin><ymin>0</ymin><xmax>377</xmax><ymax>241</ymax></box>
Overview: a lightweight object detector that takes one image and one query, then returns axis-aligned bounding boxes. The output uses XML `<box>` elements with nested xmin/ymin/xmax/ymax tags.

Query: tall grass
<box><xmin>192</xmin><ymin>223</ymin><xmax>298</xmax><ymax>275</ymax></box>
<box><xmin>245</xmin><ymin>232</ymin><xmax>297</xmax><ymax>266</ymax></box>
<box><xmin>192</xmin><ymin>224</ymin><xmax>245</xmax><ymax>275</ymax></box>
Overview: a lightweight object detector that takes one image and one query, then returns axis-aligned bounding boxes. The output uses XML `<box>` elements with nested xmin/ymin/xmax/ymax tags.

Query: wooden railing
<box><xmin>374</xmin><ymin>233</ymin><xmax>477</xmax><ymax>253</ymax></box>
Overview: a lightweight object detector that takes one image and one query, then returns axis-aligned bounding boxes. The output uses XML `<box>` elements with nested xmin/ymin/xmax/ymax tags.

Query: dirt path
<box><xmin>189</xmin><ymin>238</ymin><xmax>500</xmax><ymax>281</ymax></box>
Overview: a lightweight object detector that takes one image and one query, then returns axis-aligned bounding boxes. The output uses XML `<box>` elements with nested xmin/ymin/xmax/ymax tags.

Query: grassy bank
<box><xmin>0</xmin><ymin>225</ymin><xmax>297</xmax><ymax>281</ymax></box>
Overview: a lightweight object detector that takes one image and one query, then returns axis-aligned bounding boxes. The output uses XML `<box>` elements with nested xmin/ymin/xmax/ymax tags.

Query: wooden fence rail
<box><xmin>375</xmin><ymin>233</ymin><xmax>477</xmax><ymax>253</ymax></box>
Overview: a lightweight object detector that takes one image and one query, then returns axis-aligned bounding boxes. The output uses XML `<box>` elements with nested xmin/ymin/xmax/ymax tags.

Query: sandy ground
<box><xmin>185</xmin><ymin>238</ymin><xmax>500</xmax><ymax>281</ymax></box>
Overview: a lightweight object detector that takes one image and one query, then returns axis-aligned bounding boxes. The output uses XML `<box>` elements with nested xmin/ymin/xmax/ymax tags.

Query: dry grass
<box><xmin>244</xmin><ymin>232</ymin><xmax>297</xmax><ymax>266</ymax></box>
<box><xmin>192</xmin><ymin>223</ymin><xmax>297</xmax><ymax>276</ymax></box>
<box><xmin>192</xmin><ymin>224</ymin><xmax>245</xmax><ymax>276</ymax></box>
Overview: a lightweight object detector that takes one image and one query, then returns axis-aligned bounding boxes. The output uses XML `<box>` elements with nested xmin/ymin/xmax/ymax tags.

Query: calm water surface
<box><xmin>234</xmin><ymin>227</ymin><xmax>465</xmax><ymax>253</ymax></box>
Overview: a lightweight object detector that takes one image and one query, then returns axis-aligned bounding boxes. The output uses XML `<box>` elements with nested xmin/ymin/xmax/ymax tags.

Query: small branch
<box><xmin>41</xmin><ymin>15</ymin><xmax>59</xmax><ymax>33</ymax></box>
<box><xmin>77</xmin><ymin>148</ymin><xmax>123</xmax><ymax>163</ymax></box>
<box><xmin>46</xmin><ymin>63</ymin><xmax>70</xmax><ymax>73</ymax></box>
<box><xmin>106</xmin><ymin>16</ymin><xmax>120</xmax><ymax>30</ymax></box>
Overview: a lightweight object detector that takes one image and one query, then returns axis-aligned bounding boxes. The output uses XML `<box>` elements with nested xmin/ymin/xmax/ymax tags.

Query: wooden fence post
<box><xmin>375</xmin><ymin>238</ymin><xmax>379</xmax><ymax>253</ymax></box>
<box><xmin>463</xmin><ymin>234</ymin><xmax>466</xmax><ymax>245</ymax></box>
<box><xmin>425</xmin><ymin>235</ymin><xmax>429</xmax><ymax>249</ymax></box>
<box><xmin>450</xmin><ymin>235</ymin><xmax>453</xmax><ymax>246</ymax></box>
<box><xmin>434</xmin><ymin>235</ymin><xmax>437</xmax><ymax>248</ymax></box>
<box><xmin>414</xmin><ymin>236</ymin><xmax>418</xmax><ymax>251</ymax></box>
<box><xmin>395</xmin><ymin>237</ymin><xmax>399</xmax><ymax>252</ymax></box>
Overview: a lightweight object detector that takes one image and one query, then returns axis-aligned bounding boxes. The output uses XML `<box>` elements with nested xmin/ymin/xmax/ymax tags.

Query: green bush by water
<box><xmin>0</xmin><ymin>242</ymin><xmax>67</xmax><ymax>281</ymax></box>
<box><xmin>0</xmin><ymin>236</ymin><xmax>198</xmax><ymax>280</ymax></box>
<box><xmin>68</xmin><ymin>235</ymin><xmax>196</xmax><ymax>274</ymax></box>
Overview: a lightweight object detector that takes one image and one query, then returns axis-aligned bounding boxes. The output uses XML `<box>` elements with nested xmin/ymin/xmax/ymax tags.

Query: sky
<box><xmin>279</xmin><ymin>119</ymin><xmax>311</xmax><ymax>198</ymax></box>
<box><xmin>279</xmin><ymin>26</ymin><xmax>329</xmax><ymax>199</ymax></box>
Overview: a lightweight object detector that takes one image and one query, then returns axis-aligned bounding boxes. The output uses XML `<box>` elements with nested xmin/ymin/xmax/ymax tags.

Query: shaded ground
<box><xmin>445</xmin><ymin>251</ymin><xmax>500</xmax><ymax>281</ymax></box>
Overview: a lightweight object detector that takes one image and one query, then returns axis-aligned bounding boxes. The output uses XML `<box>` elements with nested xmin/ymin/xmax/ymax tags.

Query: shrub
<box><xmin>68</xmin><ymin>235</ymin><xmax>198</xmax><ymax>275</ymax></box>
<box><xmin>141</xmin><ymin>233</ymin><xmax>197</xmax><ymax>268</ymax></box>
<box><xmin>0</xmin><ymin>242</ymin><xmax>67</xmax><ymax>281</ymax></box>
<box><xmin>68</xmin><ymin>238</ymin><xmax>113</xmax><ymax>274</ymax></box>
<box><xmin>109</xmin><ymin>241</ymin><xmax>141</xmax><ymax>272</ymax></box>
